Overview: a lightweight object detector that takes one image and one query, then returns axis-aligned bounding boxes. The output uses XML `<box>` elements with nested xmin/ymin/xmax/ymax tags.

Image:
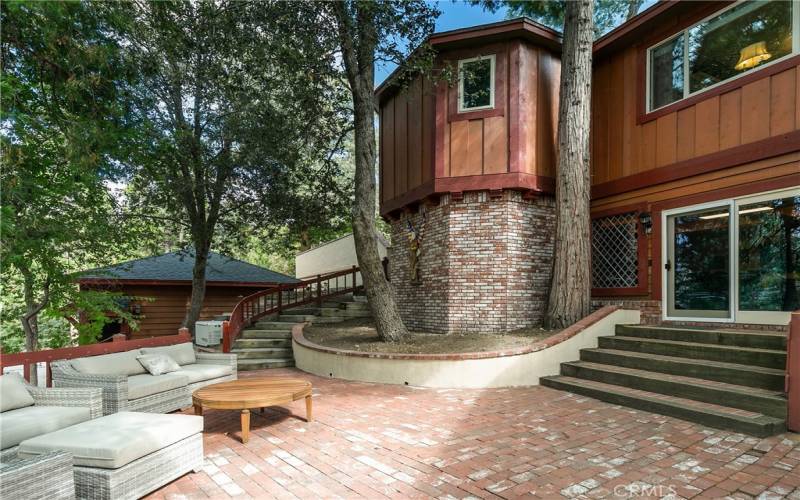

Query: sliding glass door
<box><xmin>664</xmin><ymin>188</ymin><xmax>800</xmax><ymax>324</ymax></box>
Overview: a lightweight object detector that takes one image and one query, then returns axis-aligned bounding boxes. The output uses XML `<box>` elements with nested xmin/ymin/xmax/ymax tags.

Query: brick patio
<box><xmin>148</xmin><ymin>369</ymin><xmax>800</xmax><ymax>499</ymax></box>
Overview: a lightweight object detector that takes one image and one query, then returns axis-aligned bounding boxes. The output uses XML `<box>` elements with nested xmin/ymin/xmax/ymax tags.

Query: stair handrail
<box><xmin>787</xmin><ymin>309</ymin><xmax>799</xmax><ymax>432</ymax></box>
<box><xmin>222</xmin><ymin>265</ymin><xmax>362</xmax><ymax>353</ymax></box>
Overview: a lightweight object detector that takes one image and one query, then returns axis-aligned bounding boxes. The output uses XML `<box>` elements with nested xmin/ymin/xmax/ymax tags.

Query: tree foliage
<box><xmin>114</xmin><ymin>1</ymin><xmax>351</xmax><ymax>333</ymax></box>
<box><xmin>1</xmin><ymin>2</ymin><xmax>142</xmax><ymax>359</ymax></box>
<box><xmin>477</xmin><ymin>0</ymin><xmax>645</xmax><ymax>35</ymax></box>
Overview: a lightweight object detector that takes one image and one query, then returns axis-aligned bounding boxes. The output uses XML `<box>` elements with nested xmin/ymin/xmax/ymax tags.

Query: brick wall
<box><xmin>389</xmin><ymin>190</ymin><xmax>555</xmax><ymax>333</ymax></box>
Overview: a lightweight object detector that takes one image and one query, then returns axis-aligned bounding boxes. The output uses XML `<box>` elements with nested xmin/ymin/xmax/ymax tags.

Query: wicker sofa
<box><xmin>0</xmin><ymin>374</ymin><xmax>103</xmax><ymax>462</ymax></box>
<box><xmin>51</xmin><ymin>343</ymin><xmax>237</xmax><ymax>415</ymax></box>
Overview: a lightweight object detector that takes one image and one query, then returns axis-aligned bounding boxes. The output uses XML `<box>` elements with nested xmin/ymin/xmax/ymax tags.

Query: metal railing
<box><xmin>222</xmin><ymin>266</ymin><xmax>362</xmax><ymax>352</ymax></box>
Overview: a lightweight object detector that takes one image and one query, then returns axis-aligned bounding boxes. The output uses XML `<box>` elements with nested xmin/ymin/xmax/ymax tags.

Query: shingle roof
<box><xmin>80</xmin><ymin>250</ymin><xmax>299</xmax><ymax>284</ymax></box>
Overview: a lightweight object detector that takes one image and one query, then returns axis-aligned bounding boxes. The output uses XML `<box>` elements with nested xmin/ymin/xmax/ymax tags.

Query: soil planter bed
<box><xmin>293</xmin><ymin>306</ymin><xmax>639</xmax><ymax>388</ymax></box>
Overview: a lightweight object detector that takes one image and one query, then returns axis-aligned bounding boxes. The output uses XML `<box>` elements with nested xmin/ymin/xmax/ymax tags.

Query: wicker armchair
<box><xmin>0</xmin><ymin>451</ymin><xmax>75</xmax><ymax>500</ymax></box>
<box><xmin>0</xmin><ymin>380</ymin><xmax>102</xmax><ymax>463</ymax></box>
<box><xmin>51</xmin><ymin>350</ymin><xmax>237</xmax><ymax>415</ymax></box>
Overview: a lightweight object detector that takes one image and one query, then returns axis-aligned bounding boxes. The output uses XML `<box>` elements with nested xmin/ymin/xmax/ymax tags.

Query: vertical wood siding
<box><xmin>592</xmin><ymin>45</ymin><xmax>799</xmax><ymax>188</ymax></box>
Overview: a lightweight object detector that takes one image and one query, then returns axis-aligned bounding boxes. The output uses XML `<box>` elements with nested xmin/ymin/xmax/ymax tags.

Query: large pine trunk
<box><xmin>545</xmin><ymin>0</ymin><xmax>594</xmax><ymax>329</ymax></box>
<box><xmin>334</xmin><ymin>2</ymin><xmax>408</xmax><ymax>342</ymax></box>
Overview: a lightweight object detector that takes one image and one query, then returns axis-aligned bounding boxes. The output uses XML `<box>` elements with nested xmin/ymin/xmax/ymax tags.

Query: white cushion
<box><xmin>17</xmin><ymin>411</ymin><xmax>203</xmax><ymax>469</ymax></box>
<box><xmin>177</xmin><ymin>363</ymin><xmax>233</xmax><ymax>384</ymax></box>
<box><xmin>71</xmin><ymin>350</ymin><xmax>146</xmax><ymax>376</ymax></box>
<box><xmin>137</xmin><ymin>354</ymin><xmax>181</xmax><ymax>376</ymax></box>
<box><xmin>141</xmin><ymin>343</ymin><xmax>196</xmax><ymax>366</ymax></box>
<box><xmin>126</xmin><ymin>373</ymin><xmax>188</xmax><ymax>400</ymax></box>
<box><xmin>0</xmin><ymin>405</ymin><xmax>91</xmax><ymax>450</ymax></box>
<box><xmin>0</xmin><ymin>375</ymin><xmax>34</xmax><ymax>412</ymax></box>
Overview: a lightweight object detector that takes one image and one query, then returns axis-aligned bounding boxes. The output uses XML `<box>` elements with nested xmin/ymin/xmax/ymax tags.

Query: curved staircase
<box><xmin>542</xmin><ymin>324</ymin><xmax>788</xmax><ymax>437</ymax></box>
<box><xmin>232</xmin><ymin>295</ymin><xmax>371</xmax><ymax>370</ymax></box>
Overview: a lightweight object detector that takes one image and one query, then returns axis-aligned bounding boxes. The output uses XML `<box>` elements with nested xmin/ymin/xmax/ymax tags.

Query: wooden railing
<box><xmin>787</xmin><ymin>310</ymin><xmax>800</xmax><ymax>432</ymax></box>
<box><xmin>0</xmin><ymin>329</ymin><xmax>192</xmax><ymax>387</ymax></box>
<box><xmin>222</xmin><ymin>266</ymin><xmax>362</xmax><ymax>353</ymax></box>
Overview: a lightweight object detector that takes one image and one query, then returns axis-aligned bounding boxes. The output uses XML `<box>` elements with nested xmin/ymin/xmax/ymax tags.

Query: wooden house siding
<box><xmin>591</xmin><ymin>45</ymin><xmax>800</xmax><ymax>200</ymax></box>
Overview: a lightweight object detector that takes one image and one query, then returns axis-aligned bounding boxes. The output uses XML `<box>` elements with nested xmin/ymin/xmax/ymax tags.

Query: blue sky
<box><xmin>374</xmin><ymin>1</ymin><xmax>507</xmax><ymax>87</ymax></box>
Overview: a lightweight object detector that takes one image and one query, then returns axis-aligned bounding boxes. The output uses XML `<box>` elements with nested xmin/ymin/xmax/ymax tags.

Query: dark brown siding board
<box><xmin>591</xmin><ymin>58</ymin><xmax>610</xmax><ymax>183</ymax></box>
<box><xmin>422</xmin><ymin>77</ymin><xmax>435</xmax><ymax>183</ymax></box>
<box><xmin>676</xmin><ymin>107</ymin><xmax>695</xmax><ymax>162</ymax></box>
<box><xmin>719</xmin><ymin>89</ymin><xmax>742</xmax><ymax>150</ymax></box>
<box><xmin>741</xmin><ymin>78</ymin><xmax>770</xmax><ymax>144</ymax></box>
<box><xmin>621</xmin><ymin>47</ymin><xmax>637</xmax><ymax>177</ymax></box>
<box><xmin>608</xmin><ymin>54</ymin><xmax>625</xmax><ymax>181</ymax></box>
<box><xmin>694</xmin><ymin>96</ymin><xmax>720</xmax><ymax>157</ymax></box>
<box><xmin>382</xmin><ymin>100</ymin><xmax>395</xmax><ymax>202</ymax></box>
<box><xmin>395</xmin><ymin>92</ymin><xmax>409</xmax><ymax>194</ymax></box>
<box><xmin>408</xmin><ymin>78</ymin><xmax>423</xmax><ymax>189</ymax></box>
<box><xmin>770</xmin><ymin>68</ymin><xmax>796</xmax><ymax>137</ymax></box>
<box><xmin>641</xmin><ymin>120</ymin><xmax>657</xmax><ymax>173</ymax></box>
<box><xmin>537</xmin><ymin>51</ymin><xmax>559</xmax><ymax>179</ymax></box>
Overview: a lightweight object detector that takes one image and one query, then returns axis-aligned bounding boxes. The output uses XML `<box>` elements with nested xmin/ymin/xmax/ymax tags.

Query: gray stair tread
<box><xmin>542</xmin><ymin>376</ymin><xmax>785</xmax><ymax>434</ymax></box>
<box><xmin>610</xmin><ymin>336</ymin><xmax>786</xmax><ymax>355</ymax></box>
<box><xmin>621</xmin><ymin>324</ymin><xmax>787</xmax><ymax>338</ymax></box>
<box><xmin>564</xmin><ymin>361</ymin><xmax>785</xmax><ymax>398</ymax></box>
<box><xmin>584</xmin><ymin>348</ymin><xmax>785</xmax><ymax>376</ymax></box>
<box><xmin>232</xmin><ymin>347</ymin><xmax>291</xmax><ymax>352</ymax></box>
<box><xmin>238</xmin><ymin>359</ymin><xmax>295</xmax><ymax>365</ymax></box>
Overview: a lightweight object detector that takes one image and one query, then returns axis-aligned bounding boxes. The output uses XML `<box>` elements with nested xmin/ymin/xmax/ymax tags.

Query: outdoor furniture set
<box><xmin>0</xmin><ymin>342</ymin><xmax>235</xmax><ymax>500</ymax></box>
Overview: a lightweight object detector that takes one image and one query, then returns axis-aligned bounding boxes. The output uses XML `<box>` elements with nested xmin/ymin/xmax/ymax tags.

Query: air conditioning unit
<box><xmin>195</xmin><ymin>321</ymin><xmax>223</xmax><ymax>347</ymax></box>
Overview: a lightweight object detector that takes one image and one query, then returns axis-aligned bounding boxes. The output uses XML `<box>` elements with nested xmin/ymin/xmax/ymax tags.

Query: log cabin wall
<box><xmin>115</xmin><ymin>284</ymin><xmax>257</xmax><ymax>338</ymax></box>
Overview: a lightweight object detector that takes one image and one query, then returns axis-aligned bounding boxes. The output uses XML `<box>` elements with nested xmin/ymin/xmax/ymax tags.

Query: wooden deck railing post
<box><xmin>787</xmin><ymin>310</ymin><xmax>800</xmax><ymax>432</ymax></box>
<box><xmin>277</xmin><ymin>284</ymin><xmax>283</xmax><ymax>313</ymax></box>
<box><xmin>352</xmin><ymin>265</ymin><xmax>358</xmax><ymax>291</ymax></box>
<box><xmin>316</xmin><ymin>275</ymin><xmax>323</xmax><ymax>307</ymax></box>
<box><xmin>221</xmin><ymin>321</ymin><xmax>231</xmax><ymax>353</ymax></box>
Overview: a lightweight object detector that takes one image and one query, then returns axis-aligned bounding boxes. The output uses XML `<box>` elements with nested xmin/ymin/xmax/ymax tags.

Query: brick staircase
<box><xmin>232</xmin><ymin>295</ymin><xmax>371</xmax><ymax>371</ymax></box>
<box><xmin>541</xmin><ymin>324</ymin><xmax>788</xmax><ymax>437</ymax></box>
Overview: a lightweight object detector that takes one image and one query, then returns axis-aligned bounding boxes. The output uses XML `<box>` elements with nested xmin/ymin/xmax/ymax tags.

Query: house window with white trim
<box><xmin>647</xmin><ymin>0</ymin><xmax>798</xmax><ymax>112</ymax></box>
<box><xmin>458</xmin><ymin>54</ymin><xmax>495</xmax><ymax>112</ymax></box>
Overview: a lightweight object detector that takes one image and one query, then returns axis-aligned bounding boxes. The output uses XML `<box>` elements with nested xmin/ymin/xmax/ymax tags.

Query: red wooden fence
<box><xmin>222</xmin><ymin>266</ymin><xmax>362</xmax><ymax>353</ymax></box>
<box><xmin>787</xmin><ymin>310</ymin><xmax>800</xmax><ymax>432</ymax></box>
<box><xmin>0</xmin><ymin>329</ymin><xmax>192</xmax><ymax>387</ymax></box>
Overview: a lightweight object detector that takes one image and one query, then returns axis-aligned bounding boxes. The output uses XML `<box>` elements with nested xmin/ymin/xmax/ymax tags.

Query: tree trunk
<box><xmin>182</xmin><ymin>240</ymin><xmax>210</xmax><ymax>336</ymax></box>
<box><xmin>19</xmin><ymin>269</ymin><xmax>48</xmax><ymax>386</ymax></box>
<box><xmin>333</xmin><ymin>2</ymin><xmax>407</xmax><ymax>342</ymax></box>
<box><xmin>545</xmin><ymin>0</ymin><xmax>594</xmax><ymax>329</ymax></box>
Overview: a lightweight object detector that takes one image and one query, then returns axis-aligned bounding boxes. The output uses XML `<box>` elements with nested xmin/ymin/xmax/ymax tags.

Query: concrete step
<box><xmin>232</xmin><ymin>347</ymin><xmax>293</xmax><ymax>359</ymax></box>
<box><xmin>233</xmin><ymin>338</ymin><xmax>292</xmax><ymax>349</ymax></box>
<box><xmin>238</xmin><ymin>359</ymin><xmax>295</xmax><ymax>370</ymax></box>
<box><xmin>540</xmin><ymin>376</ymin><xmax>786</xmax><ymax>437</ymax></box>
<box><xmin>277</xmin><ymin>314</ymin><xmax>315</xmax><ymax>323</ymax></box>
<box><xmin>287</xmin><ymin>308</ymin><xmax>322</xmax><ymax>316</ymax></box>
<box><xmin>254</xmin><ymin>321</ymin><xmax>296</xmax><ymax>331</ymax></box>
<box><xmin>241</xmin><ymin>329</ymin><xmax>292</xmax><ymax>339</ymax></box>
<box><xmin>318</xmin><ymin>307</ymin><xmax>370</xmax><ymax>317</ymax></box>
<box><xmin>615</xmin><ymin>325</ymin><xmax>787</xmax><ymax>350</ymax></box>
<box><xmin>560</xmin><ymin>361</ymin><xmax>787</xmax><ymax>418</ymax></box>
<box><xmin>308</xmin><ymin>315</ymin><xmax>346</xmax><ymax>324</ymax></box>
<box><xmin>598</xmin><ymin>336</ymin><xmax>786</xmax><ymax>369</ymax></box>
<box><xmin>580</xmin><ymin>348</ymin><xmax>785</xmax><ymax>391</ymax></box>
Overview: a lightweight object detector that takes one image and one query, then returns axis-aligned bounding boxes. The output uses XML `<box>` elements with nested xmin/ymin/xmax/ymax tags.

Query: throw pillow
<box><xmin>137</xmin><ymin>354</ymin><xmax>181</xmax><ymax>376</ymax></box>
<box><xmin>0</xmin><ymin>374</ymin><xmax>35</xmax><ymax>412</ymax></box>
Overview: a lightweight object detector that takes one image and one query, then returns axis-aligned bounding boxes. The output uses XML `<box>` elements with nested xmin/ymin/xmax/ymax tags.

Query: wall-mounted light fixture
<box><xmin>639</xmin><ymin>212</ymin><xmax>653</xmax><ymax>235</ymax></box>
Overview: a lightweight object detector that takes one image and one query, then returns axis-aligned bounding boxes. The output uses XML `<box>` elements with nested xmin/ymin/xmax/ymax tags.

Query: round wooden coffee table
<box><xmin>192</xmin><ymin>378</ymin><xmax>313</xmax><ymax>443</ymax></box>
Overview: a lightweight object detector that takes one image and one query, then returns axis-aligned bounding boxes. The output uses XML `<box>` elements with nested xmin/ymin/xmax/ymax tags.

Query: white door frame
<box><xmin>661</xmin><ymin>186</ymin><xmax>799</xmax><ymax>325</ymax></box>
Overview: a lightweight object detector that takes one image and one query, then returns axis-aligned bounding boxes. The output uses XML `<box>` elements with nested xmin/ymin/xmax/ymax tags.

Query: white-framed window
<box><xmin>458</xmin><ymin>54</ymin><xmax>495</xmax><ymax>112</ymax></box>
<box><xmin>646</xmin><ymin>0</ymin><xmax>800</xmax><ymax>112</ymax></box>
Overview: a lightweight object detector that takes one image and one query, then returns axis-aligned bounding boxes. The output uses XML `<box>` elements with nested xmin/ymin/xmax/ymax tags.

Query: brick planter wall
<box><xmin>389</xmin><ymin>190</ymin><xmax>555</xmax><ymax>333</ymax></box>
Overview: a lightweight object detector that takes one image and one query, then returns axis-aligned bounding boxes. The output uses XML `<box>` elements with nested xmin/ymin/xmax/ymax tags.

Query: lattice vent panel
<box><xmin>592</xmin><ymin>212</ymin><xmax>639</xmax><ymax>289</ymax></box>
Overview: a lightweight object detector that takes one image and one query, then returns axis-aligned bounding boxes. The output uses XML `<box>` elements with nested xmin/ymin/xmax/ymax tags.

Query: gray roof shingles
<box><xmin>80</xmin><ymin>250</ymin><xmax>299</xmax><ymax>284</ymax></box>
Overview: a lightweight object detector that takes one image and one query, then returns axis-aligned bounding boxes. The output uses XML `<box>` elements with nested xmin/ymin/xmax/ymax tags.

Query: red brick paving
<box><xmin>146</xmin><ymin>369</ymin><xmax>800</xmax><ymax>499</ymax></box>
